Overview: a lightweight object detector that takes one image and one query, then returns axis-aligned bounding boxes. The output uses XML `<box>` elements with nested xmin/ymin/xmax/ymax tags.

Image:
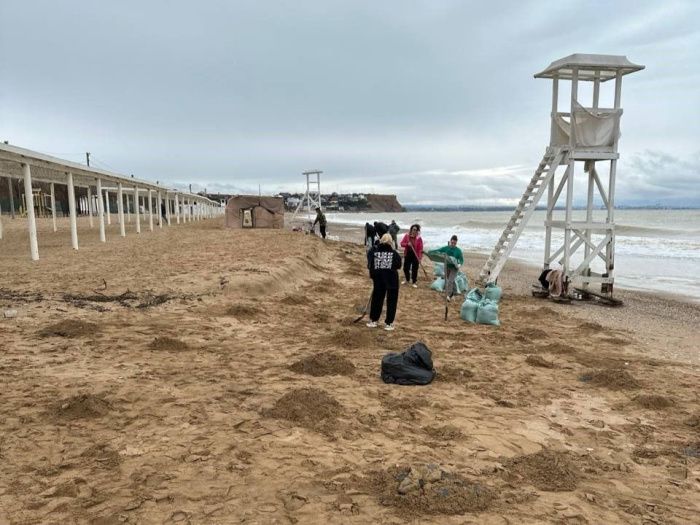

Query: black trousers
<box><xmin>403</xmin><ymin>251</ymin><xmax>419</xmax><ymax>283</ymax></box>
<box><xmin>320</xmin><ymin>225</ymin><xmax>326</xmax><ymax>239</ymax></box>
<box><xmin>370</xmin><ymin>281</ymin><xmax>399</xmax><ymax>324</ymax></box>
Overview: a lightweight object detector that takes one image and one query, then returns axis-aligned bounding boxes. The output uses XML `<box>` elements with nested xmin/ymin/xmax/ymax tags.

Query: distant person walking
<box><xmin>366</xmin><ymin>233</ymin><xmax>402</xmax><ymax>331</ymax></box>
<box><xmin>400</xmin><ymin>224</ymin><xmax>423</xmax><ymax>287</ymax></box>
<box><xmin>427</xmin><ymin>235</ymin><xmax>464</xmax><ymax>301</ymax></box>
<box><xmin>388</xmin><ymin>220</ymin><xmax>400</xmax><ymax>247</ymax></box>
<box><xmin>312</xmin><ymin>207</ymin><xmax>327</xmax><ymax>239</ymax></box>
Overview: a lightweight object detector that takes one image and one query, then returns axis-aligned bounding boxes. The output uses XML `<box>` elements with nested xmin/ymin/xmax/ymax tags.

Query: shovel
<box><xmin>353</xmin><ymin>292</ymin><xmax>373</xmax><ymax>323</ymax></box>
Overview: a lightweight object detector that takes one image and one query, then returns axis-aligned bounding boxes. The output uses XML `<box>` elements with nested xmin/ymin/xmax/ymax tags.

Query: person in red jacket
<box><xmin>399</xmin><ymin>224</ymin><xmax>423</xmax><ymax>288</ymax></box>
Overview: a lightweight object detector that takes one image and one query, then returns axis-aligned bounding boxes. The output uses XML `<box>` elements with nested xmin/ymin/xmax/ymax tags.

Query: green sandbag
<box><xmin>433</xmin><ymin>262</ymin><xmax>444</xmax><ymax>278</ymax></box>
<box><xmin>454</xmin><ymin>272</ymin><xmax>468</xmax><ymax>294</ymax></box>
<box><xmin>484</xmin><ymin>282</ymin><xmax>502</xmax><ymax>303</ymax></box>
<box><xmin>460</xmin><ymin>298</ymin><xmax>479</xmax><ymax>323</ymax></box>
<box><xmin>466</xmin><ymin>288</ymin><xmax>483</xmax><ymax>303</ymax></box>
<box><xmin>476</xmin><ymin>299</ymin><xmax>500</xmax><ymax>326</ymax></box>
<box><xmin>430</xmin><ymin>278</ymin><xmax>445</xmax><ymax>292</ymax></box>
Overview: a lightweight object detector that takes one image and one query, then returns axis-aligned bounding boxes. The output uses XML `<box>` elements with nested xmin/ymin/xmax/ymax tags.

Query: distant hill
<box><xmin>365</xmin><ymin>193</ymin><xmax>405</xmax><ymax>212</ymax></box>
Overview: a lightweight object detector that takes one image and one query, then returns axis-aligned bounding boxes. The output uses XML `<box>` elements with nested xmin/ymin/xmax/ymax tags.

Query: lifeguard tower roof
<box><xmin>534</xmin><ymin>53</ymin><xmax>644</xmax><ymax>82</ymax></box>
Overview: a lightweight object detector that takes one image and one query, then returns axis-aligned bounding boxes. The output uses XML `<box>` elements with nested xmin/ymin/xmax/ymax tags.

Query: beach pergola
<box><xmin>477</xmin><ymin>53</ymin><xmax>644</xmax><ymax>298</ymax></box>
<box><xmin>0</xmin><ymin>142</ymin><xmax>223</xmax><ymax>261</ymax></box>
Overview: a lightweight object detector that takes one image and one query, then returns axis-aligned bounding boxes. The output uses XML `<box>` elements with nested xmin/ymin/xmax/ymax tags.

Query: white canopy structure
<box><xmin>478</xmin><ymin>53</ymin><xmax>645</xmax><ymax>300</ymax></box>
<box><xmin>0</xmin><ymin>142</ymin><xmax>224</xmax><ymax>261</ymax></box>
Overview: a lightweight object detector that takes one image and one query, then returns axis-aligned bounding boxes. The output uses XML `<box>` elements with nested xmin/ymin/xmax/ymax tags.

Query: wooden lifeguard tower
<box><xmin>477</xmin><ymin>54</ymin><xmax>644</xmax><ymax>300</ymax></box>
<box><xmin>292</xmin><ymin>170</ymin><xmax>322</xmax><ymax>221</ymax></box>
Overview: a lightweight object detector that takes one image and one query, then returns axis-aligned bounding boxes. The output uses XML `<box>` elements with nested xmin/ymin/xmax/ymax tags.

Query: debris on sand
<box><xmin>437</xmin><ymin>367</ymin><xmax>474</xmax><ymax>383</ymax></box>
<box><xmin>540</xmin><ymin>342</ymin><xmax>575</xmax><ymax>354</ymax></box>
<box><xmin>502</xmin><ymin>449</ymin><xmax>580</xmax><ymax>491</ymax></box>
<box><xmin>423</xmin><ymin>425</ymin><xmax>464</xmax><ymax>441</ymax></box>
<box><xmin>148</xmin><ymin>336</ymin><xmax>190</xmax><ymax>352</ymax></box>
<box><xmin>264</xmin><ymin>388</ymin><xmax>343</xmax><ymax>433</ymax></box>
<box><xmin>38</xmin><ymin>320</ymin><xmax>100</xmax><ymax>338</ymax></box>
<box><xmin>225</xmin><ymin>303</ymin><xmax>261</xmax><ymax>318</ymax></box>
<box><xmin>633</xmin><ymin>394</ymin><xmax>675</xmax><ymax>409</ymax></box>
<box><xmin>363</xmin><ymin>464</ymin><xmax>494</xmax><ymax>516</ymax></box>
<box><xmin>281</xmin><ymin>295</ymin><xmax>307</xmax><ymax>306</ymax></box>
<box><xmin>51</xmin><ymin>394</ymin><xmax>112</xmax><ymax>420</ymax></box>
<box><xmin>289</xmin><ymin>352</ymin><xmax>355</xmax><ymax>376</ymax></box>
<box><xmin>525</xmin><ymin>355</ymin><xmax>555</xmax><ymax>368</ymax></box>
<box><xmin>81</xmin><ymin>443</ymin><xmax>121</xmax><ymax>469</ymax></box>
<box><xmin>579</xmin><ymin>369</ymin><xmax>640</xmax><ymax>390</ymax></box>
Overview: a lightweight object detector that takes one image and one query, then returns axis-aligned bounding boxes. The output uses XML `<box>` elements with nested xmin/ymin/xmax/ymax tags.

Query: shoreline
<box><xmin>313</xmin><ymin>217</ymin><xmax>700</xmax><ymax>306</ymax></box>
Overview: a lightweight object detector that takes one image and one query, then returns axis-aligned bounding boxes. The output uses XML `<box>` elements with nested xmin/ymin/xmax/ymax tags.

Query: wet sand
<box><xmin>1</xmin><ymin>216</ymin><xmax>699</xmax><ymax>524</ymax></box>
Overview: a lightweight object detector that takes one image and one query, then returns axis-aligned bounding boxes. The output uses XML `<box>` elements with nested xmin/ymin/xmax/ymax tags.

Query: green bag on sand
<box><xmin>430</xmin><ymin>278</ymin><xmax>445</xmax><ymax>292</ymax></box>
<box><xmin>476</xmin><ymin>299</ymin><xmax>500</xmax><ymax>326</ymax></box>
<box><xmin>433</xmin><ymin>262</ymin><xmax>445</xmax><ymax>278</ymax></box>
<box><xmin>466</xmin><ymin>288</ymin><xmax>483</xmax><ymax>303</ymax></box>
<box><xmin>454</xmin><ymin>272</ymin><xmax>469</xmax><ymax>294</ymax></box>
<box><xmin>460</xmin><ymin>297</ymin><xmax>479</xmax><ymax>323</ymax></box>
<box><xmin>484</xmin><ymin>282</ymin><xmax>502</xmax><ymax>303</ymax></box>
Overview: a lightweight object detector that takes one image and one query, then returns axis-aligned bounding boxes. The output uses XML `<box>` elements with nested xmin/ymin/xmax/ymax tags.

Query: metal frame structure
<box><xmin>478</xmin><ymin>54</ymin><xmax>644</xmax><ymax>297</ymax></box>
<box><xmin>291</xmin><ymin>170</ymin><xmax>322</xmax><ymax>221</ymax></box>
<box><xmin>0</xmin><ymin>142</ymin><xmax>224</xmax><ymax>260</ymax></box>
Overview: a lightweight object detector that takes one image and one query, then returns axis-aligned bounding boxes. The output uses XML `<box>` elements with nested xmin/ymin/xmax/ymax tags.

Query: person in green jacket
<box><xmin>312</xmin><ymin>207</ymin><xmax>327</xmax><ymax>239</ymax></box>
<box><xmin>427</xmin><ymin>235</ymin><xmax>464</xmax><ymax>301</ymax></box>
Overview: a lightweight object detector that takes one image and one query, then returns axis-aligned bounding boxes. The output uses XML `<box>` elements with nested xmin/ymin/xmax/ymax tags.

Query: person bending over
<box><xmin>427</xmin><ymin>235</ymin><xmax>464</xmax><ymax>301</ymax></box>
<box><xmin>312</xmin><ymin>207</ymin><xmax>327</xmax><ymax>239</ymax></box>
<box><xmin>366</xmin><ymin>233</ymin><xmax>402</xmax><ymax>331</ymax></box>
<box><xmin>399</xmin><ymin>223</ymin><xmax>423</xmax><ymax>287</ymax></box>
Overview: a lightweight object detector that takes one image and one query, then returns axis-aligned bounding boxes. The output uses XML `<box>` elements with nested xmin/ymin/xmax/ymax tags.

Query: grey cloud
<box><xmin>1</xmin><ymin>1</ymin><xmax>698</xmax><ymax>206</ymax></box>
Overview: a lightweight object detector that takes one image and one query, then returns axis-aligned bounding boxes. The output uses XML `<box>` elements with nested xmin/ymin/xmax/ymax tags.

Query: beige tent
<box><xmin>225</xmin><ymin>195</ymin><xmax>284</xmax><ymax>229</ymax></box>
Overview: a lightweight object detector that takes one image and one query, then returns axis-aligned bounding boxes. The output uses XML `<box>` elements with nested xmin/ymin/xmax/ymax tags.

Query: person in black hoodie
<box><xmin>366</xmin><ymin>233</ymin><xmax>402</xmax><ymax>331</ymax></box>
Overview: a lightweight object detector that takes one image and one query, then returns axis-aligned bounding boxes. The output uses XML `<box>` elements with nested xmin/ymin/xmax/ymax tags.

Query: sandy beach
<box><xmin>1</xmin><ymin>216</ymin><xmax>699</xmax><ymax>524</ymax></box>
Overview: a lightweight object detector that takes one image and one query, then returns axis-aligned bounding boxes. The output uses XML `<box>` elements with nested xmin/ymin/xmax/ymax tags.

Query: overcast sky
<box><xmin>1</xmin><ymin>0</ymin><xmax>698</xmax><ymax>206</ymax></box>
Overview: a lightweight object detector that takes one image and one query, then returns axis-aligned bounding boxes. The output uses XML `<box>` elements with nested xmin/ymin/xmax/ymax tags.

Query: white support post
<box><xmin>166</xmin><ymin>194</ymin><xmax>171</xmax><ymax>226</ymax></box>
<box><xmin>126</xmin><ymin>194</ymin><xmax>132</xmax><ymax>223</ymax></box>
<box><xmin>134</xmin><ymin>186</ymin><xmax>141</xmax><ymax>233</ymax></box>
<box><xmin>50</xmin><ymin>182</ymin><xmax>57</xmax><ymax>232</ymax></box>
<box><xmin>584</xmin><ymin>161</ymin><xmax>595</xmax><ymax>283</ymax></box>
<box><xmin>148</xmin><ymin>189</ymin><xmax>154</xmax><ymax>231</ymax></box>
<box><xmin>22</xmin><ymin>164</ymin><xmax>39</xmax><ymax>261</ymax></box>
<box><xmin>157</xmin><ymin>191</ymin><xmax>163</xmax><ymax>228</ymax></box>
<box><xmin>184</xmin><ymin>199</ymin><xmax>188</xmax><ymax>223</ymax></box>
<box><xmin>105</xmin><ymin>191</ymin><xmax>112</xmax><ymax>225</ymax></box>
<box><xmin>67</xmin><ymin>172</ymin><xmax>79</xmax><ymax>250</ymax></box>
<box><xmin>175</xmin><ymin>194</ymin><xmax>180</xmax><ymax>224</ymax></box>
<box><xmin>96</xmin><ymin>178</ymin><xmax>106</xmax><ymax>242</ymax></box>
<box><xmin>87</xmin><ymin>186</ymin><xmax>94</xmax><ymax>228</ymax></box>
<box><xmin>117</xmin><ymin>182</ymin><xmax>125</xmax><ymax>237</ymax></box>
<box><xmin>564</xmin><ymin>68</ymin><xmax>578</xmax><ymax>276</ymax></box>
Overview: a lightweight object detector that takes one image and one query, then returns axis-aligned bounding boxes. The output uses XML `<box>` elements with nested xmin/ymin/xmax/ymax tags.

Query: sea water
<box><xmin>324</xmin><ymin>209</ymin><xmax>700</xmax><ymax>302</ymax></box>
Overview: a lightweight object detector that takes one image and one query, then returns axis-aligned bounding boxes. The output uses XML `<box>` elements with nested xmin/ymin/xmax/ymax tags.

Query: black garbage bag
<box><xmin>381</xmin><ymin>342</ymin><xmax>435</xmax><ymax>385</ymax></box>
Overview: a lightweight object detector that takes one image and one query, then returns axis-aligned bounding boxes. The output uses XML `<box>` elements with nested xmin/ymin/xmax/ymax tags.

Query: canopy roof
<box><xmin>534</xmin><ymin>54</ymin><xmax>644</xmax><ymax>82</ymax></box>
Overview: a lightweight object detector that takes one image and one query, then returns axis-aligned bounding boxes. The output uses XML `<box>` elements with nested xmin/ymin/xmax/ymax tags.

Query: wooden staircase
<box><xmin>477</xmin><ymin>147</ymin><xmax>567</xmax><ymax>285</ymax></box>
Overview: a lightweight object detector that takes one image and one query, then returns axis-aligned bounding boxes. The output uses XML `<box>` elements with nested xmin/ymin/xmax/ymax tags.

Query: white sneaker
<box><xmin>446</xmin><ymin>296</ymin><xmax>452</xmax><ymax>302</ymax></box>
<box><xmin>401</xmin><ymin>280</ymin><xmax>407</xmax><ymax>285</ymax></box>
<box><xmin>384</xmin><ymin>324</ymin><xmax>395</xmax><ymax>331</ymax></box>
<box><xmin>412</xmin><ymin>283</ymin><xmax>418</xmax><ymax>288</ymax></box>
<box><xmin>366</xmin><ymin>321</ymin><xmax>378</xmax><ymax>328</ymax></box>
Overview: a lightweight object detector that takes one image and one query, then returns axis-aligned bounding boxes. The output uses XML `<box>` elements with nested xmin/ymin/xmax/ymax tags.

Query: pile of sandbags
<box><xmin>460</xmin><ymin>283</ymin><xmax>502</xmax><ymax>326</ymax></box>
